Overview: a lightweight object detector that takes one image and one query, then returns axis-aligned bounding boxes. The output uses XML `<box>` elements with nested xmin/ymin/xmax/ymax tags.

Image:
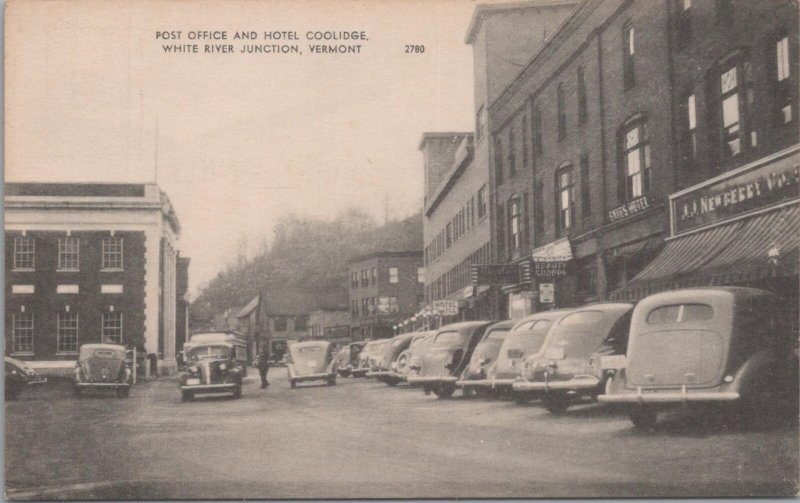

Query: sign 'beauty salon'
<box><xmin>671</xmin><ymin>148</ymin><xmax>800</xmax><ymax>235</ymax></box>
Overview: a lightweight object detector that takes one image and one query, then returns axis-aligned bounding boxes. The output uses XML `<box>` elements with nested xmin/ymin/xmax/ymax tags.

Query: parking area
<box><xmin>5</xmin><ymin>369</ymin><xmax>798</xmax><ymax>500</ymax></box>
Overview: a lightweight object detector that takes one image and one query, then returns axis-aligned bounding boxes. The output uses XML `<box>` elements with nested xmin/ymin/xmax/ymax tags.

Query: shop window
<box><xmin>57</xmin><ymin>312</ymin><xmax>79</xmax><ymax>353</ymax></box>
<box><xmin>556</xmin><ymin>165</ymin><xmax>574</xmax><ymax>233</ymax></box>
<box><xmin>623</xmin><ymin>22</ymin><xmax>635</xmax><ymax>90</ymax></box>
<box><xmin>58</xmin><ymin>237</ymin><xmax>80</xmax><ymax>270</ymax></box>
<box><xmin>102</xmin><ymin>236</ymin><xmax>124</xmax><ymax>270</ymax></box>
<box><xmin>577</xmin><ymin>65</ymin><xmax>588</xmax><ymax>124</ymax></box>
<box><xmin>508</xmin><ymin>197</ymin><xmax>522</xmax><ymax>251</ymax></box>
<box><xmin>13</xmin><ymin>236</ymin><xmax>35</xmax><ymax>270</ymax></box>
<box><xmin>619</xmin><ymin>117</ymin><xmax>651</xmax><ymax>201</ymax></box>
<box><xmin>12</xmin><ymin>312</ymin><xmax>33</xmax><ymax>353</ymax></box>
<box><xmin>389</xmin><ymin>267</ymin><xmax>399</xmax><ymax>284</ymax></box>
<box><xmin>101</xmin><ymin>312</ymin><xmax>123</xmax><ymax>344</ymax></box>
<box><xmin>774</xmin><ymin>35</ymin><xmax>793</xmax><ymax>125</ymax></box>
<box><xmin>557</xmin><ymin>84</ymin><xmax>567</xmax><ymax>140</ymax></box>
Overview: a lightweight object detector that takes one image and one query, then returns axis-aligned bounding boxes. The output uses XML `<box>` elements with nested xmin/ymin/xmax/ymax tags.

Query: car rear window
<box><xmin>647</xmin><ymin>304</ymin><xmax>714</xmax><ymax>324</ymax></box>
<box><xmin>93</xmin><ymin>350</ymin><xmax>117</xmax><ymax>358</ymax></box>
<box><xmin>559</xmin><ymin>311</ymin><xmax>604</xmax><ymax>326</ymax></box>
<box><xmin>515</xmin><ymin>321</ymin><xmax>535</xmax><ymax>331</ymax></box>
<box><xmin>298</xmin><ymin>346</ymin><xmax>323</xmax><ymax>354</ymax></box>
<box><xmin>485</xmin><ymin>328</ymin><xmax>510</xmax><ymax>340</ymax></box>
<box><xmin>435</xmin><ymin>331</ymin><xmax>462</xmax><ymax>346</ymax></box>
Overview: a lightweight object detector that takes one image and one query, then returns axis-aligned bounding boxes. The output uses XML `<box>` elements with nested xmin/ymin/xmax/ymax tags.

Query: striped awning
<box><xmin>611</xmin><ymin>203</ymin><xmax>799</xmax><ymax>301</ymax></box>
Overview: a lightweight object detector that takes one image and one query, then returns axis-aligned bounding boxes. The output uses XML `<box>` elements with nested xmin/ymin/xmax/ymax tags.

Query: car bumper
<box><xmin>27</xmin><ymin>378</ymin><xmax>47</xmax><ymax>386</ymax></box>
<box><xmin>456</xmin><ymin>378</ymin><xmax>516</xmax><ymax>389</ymax></box>
<box><xmin>180</xmin><ymin>383</ymin><xmax>238</xmax><ymax>391</ymax></box>
<box><xmin>406</xmin><ymin>376</ymin><xmax>458</xmax><ymax>384</ymax></box>
<box><xmin>77</xmin><ymin>382</ymin><xmax>130</xmax><ymax>388</ymax></box>
<box><xmin>511</xmin><ymin>376</ymin><xmax>601</xmax><ymax>392</ymax></box>
<box><xmin>365</xmin><ymin>370</ymin><xmax>392</xmax><ymax>378</ymax></box>
<box><xmin>291</xmin><ymin>372</ymin><xmax>334</xmax><ymax>383</ymax></box>
<box><xmin>598</xmin><ymin>387</ymin><xmax>740</xmax><ymax>404</ymax></box>
<box><xmin>350</xmin><ymin>368</ymin><xmax>369</xmax><ymax>375</ymax></box>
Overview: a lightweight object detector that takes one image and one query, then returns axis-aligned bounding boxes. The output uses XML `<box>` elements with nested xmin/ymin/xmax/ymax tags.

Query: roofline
<box><xmin>465</xmin><ymin>0</ymin><xmax>579</xmax><ymax>44</ymax></box>
<box><xmin>346</xmin><ymin>250</ymin><xmax>423</xmax><ymax>264</ymax></box>
<box><xmin>418</xmin><ymin>132</ymin><xmax>472</xmax><ymax>151</ymax></box>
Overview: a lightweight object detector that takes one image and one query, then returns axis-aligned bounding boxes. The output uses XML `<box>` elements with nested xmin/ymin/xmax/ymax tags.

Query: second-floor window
<box><xmin>58</xmin><ymin>237</ymin><xmax>80</xmax><ymax>270</ymax></box>
<box><xmin>532</xmin><ymin>103</ymin><xmax>543</xmax><ymax>160</ymax></box>
<box><xmin>12</xmin><ymin>312</ymin><xmax>34</xmax><ymax>353</ymax></box>
<box><xmin>371</xmin><ymin>267</ymin><xmax>377</xmax><ymax>285</ymax></box>
<box><xmin>477</xmin><ymin>185</ymin><xmax>487</xmax><ymax>219</ymax></box>
<box><xmin>351</xmin><ymin>272</ymin><xmax>358</xmax><ymax>288</ymax></box>
<box><xmin>681</xmin><ymin>93</ymin><xmax>698</xmax><ymax>165</ymax></box>
<box><xmin>508</xmin><ymin>128</ymin><xmax>516</xmax><ymax>177</ymax></box>
<box><xmin>494</xmin><ymin>138</ymin><xmax>504</xmax><ymax>185</ymax></box>
<box><xmin>417</xmin><ymin>267</ymin><xmax>424</xmax><ymax>283</ymax></box>
<box><xmin>389</xmin><ymin>267</ymin><xmax>399</xmax><ymax>284</ymax></box>
<box><xmin>676</xmin><ymin>0</ymin><xmax>692</xmax><ymax>49</ymax></box>
<box><xmin>714</xmin><ymin>56</ymin><xmax>754</xmax><ymax>160</ymax></box>
<box><xmin>508</xmin><ymin>197</ymin><xmax>522</xmax><ymax>250</ymax></box>
<box><xmin>580</xmin><ymin>155</ymin><xmax>591</xmax><ymax>218</ymax></box>
<box><xmin>621</xmin><ymin>119</ymin><xmax>651</xmax><ymax>200</ymax></box>
<box><xmin>102</xmin><ymin>312</ymin><xmax>123</xmax><ymax>344</ymax></box>
<box><xmin>102</xmin><ymin>237</ymin><xmax>123</xmax><ymax>270</ymax></box>
<box><xmin>623</xmin><ymin>23</ymin><xmax>635</xmax><ymax>90</ymax></box>
<box><xmin>557</xmin><ymin>84</ymin><xmax>567</xmax><ymax>140</ymax></box>
<box><xmin>775</xmin><ymin>35</ymin><xmax>793</xmax><ymax>125</ymax></box>
<box><xmin>13</xmin><ymin>236</ymin><xmax>35</xmax><ymax>270</ymax></box>
<box><xmin>557</xmin><ymin>166</ymin><xmax>574</xmax><ymax>232</ymax></box>
<box><xmin>534</xmin><ymin>180</ymin><xmax>544</xmax><ymax>239</ymax></box>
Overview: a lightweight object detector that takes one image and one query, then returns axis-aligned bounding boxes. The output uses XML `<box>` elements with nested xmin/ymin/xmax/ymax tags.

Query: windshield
<box><xmin>434</xmin><ymin>331</ymin><xmax>463</xmax><ymax>346</ymax></box>
<box><xmin>188</xmin><ymin>346</ymin><xmax>230</xmax><ymax>360</ymax></box>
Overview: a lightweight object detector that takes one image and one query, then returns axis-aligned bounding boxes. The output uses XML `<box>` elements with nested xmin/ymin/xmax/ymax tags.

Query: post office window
<box><xmin>58</xmin><ymin>237</ymin><xmax>80</xmax><ymax>270</ymax></box>
<box><xmin>13</xmin><ymin>236</ymin><xmax>35</xmax><ymax>270</ymax></box>
<box><xmin>12</xmin><ymin>312</ymin><xmax>34</xmax><ymax>353</ymax></box>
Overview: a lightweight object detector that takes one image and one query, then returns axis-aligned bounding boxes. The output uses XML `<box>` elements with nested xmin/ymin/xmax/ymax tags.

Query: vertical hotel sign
<box><xmin>671</xmin><ymin>146</ymin><xmax>800</xmax><ymax>236</ymax></box>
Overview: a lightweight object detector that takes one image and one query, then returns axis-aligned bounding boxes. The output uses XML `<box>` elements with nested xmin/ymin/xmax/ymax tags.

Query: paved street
<box><xmin>6</xmin><ymin>369</ymin><xmax>798</xmax><ymax>500</ymax></box>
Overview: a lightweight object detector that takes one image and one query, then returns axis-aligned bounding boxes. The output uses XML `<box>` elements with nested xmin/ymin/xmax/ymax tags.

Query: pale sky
<box><xmin>5</xmin><ymin>0</ymin><xmax>482</xmax><ymax>296</ymax></box>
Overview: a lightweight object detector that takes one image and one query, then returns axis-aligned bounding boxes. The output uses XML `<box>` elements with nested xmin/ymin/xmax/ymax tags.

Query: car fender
<box><xmin>287</xmin><ymin>364</ymin><xmax>296</xmax><ymax>380</ymax></box>
<box><xmin>729</xmin><ymin>349</ymin><xmax>778</xmax><ymax>398</ymax></box>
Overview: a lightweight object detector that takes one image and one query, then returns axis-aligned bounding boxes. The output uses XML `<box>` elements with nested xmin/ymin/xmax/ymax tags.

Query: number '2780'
<box><xmin>405</xmin><ymin>45</ymin><xmax>425</xmax><ymax>54</ymax></box>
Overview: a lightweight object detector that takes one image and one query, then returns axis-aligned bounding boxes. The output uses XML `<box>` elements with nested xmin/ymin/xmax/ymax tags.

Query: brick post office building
<box><xmin>348</xmin><ymin>251</ymin><xmax>424</xmax><ymax>340</ymax></box>
<box><xmin>5</xmin><ymin>183</ymin><xmax>186</xmax><ymax>376</ymax></box>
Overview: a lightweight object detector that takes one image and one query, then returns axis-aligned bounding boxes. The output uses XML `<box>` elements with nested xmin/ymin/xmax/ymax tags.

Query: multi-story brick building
<box><xmin>4</xmin><ymin>182</ymin><xmax>185</xmax><ymax>376</ymax></box>
<box><xmin>477</xmin><ymin>0</ymin><xmax>798</xmax><ymax>316</ymax></box>
<box><xmin>421</xmin><ymin>0</ymin><xmax>576</xmax><ymax>322</ymax></box>
<box><xmin>348</xmin><ymin>251</ymin><xmax>423</xmax><ymax>340</ymax></box>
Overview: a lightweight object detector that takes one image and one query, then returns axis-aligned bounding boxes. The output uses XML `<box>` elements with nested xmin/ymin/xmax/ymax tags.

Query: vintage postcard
<box><xmin>4</xmin><ymin>0</ymin><xmax>799</xmax><ymax>499</ymax></box>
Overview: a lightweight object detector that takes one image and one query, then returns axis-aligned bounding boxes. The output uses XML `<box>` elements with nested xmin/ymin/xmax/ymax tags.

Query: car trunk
<box><xmin>544</xmin><ymin>331</ymin><xmax>604</xmax><ymax>381</ymax></box>
<box><xmin>494</xmin><ymin>330</ymin><xmax>550</xmax><ymax>379</ymax></box>
<box><xmin>628</xmin><ymin>329</ymin><xmax>725</xmax><ymax>387</ymax></box>
<box><xmin>420</xmin><ymin>346</ymin><xmax>463</xmax><ymax>378</ymax></box>
<box><xmin>85</xmin><ymin>359</ymin><xmax>123</xmax><ymax>382</ymax></box>
<box><xmin>465</xmin><ymin>339</ymin><xmax>503</xmax><ymax>376</ymax></box>
<box><xmin>293</xmin><ymin>354</ymin><xmax>327</xmax><ymax>376</ymax></box>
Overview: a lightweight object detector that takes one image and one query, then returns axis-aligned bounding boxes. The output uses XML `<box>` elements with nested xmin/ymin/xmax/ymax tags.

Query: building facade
<box><xmin>307</xmin><ymin>308</ymin><xmax>350</xmax><ymax>345</ymax></box>
<box><xmin>348</xmin><ymin>251</ymin><xmax>424</xmax><ymax>340</ymax></box>
<box><xmin>5</xmin><ymin>183</ymin><xmax>184</xmax><ymax>376</ymax></box>
<box><xmin>483</xmin><ymin>0</ymin><xmax>798</xmax><ymax>315</ymax></box>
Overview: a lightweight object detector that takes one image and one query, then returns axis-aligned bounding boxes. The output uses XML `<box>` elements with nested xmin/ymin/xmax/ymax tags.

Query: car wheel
<box><xmin>629</xmin><ymin>407</ymin><xmax>658</xmax><ymax>429</ymax></box>
<box><xmin>232</xmin><ymin>385</ymin><xmax>242</xmax><ymax>399</ymax></box>
<box><xmin>543</xmin><ymin>395</ymin><xmax>569</xmax><ymax>414</ymax></box>
<box><xmin>338</xmin><ymin>369</ymin><xmax>351</xmax><ymax>378</ymax></box>
<box><xmin>433</xmin><ymin>384</ymin><xmax>456</xmax><ymax>399</ymax></box>
<box><xmin>181</xmin><ymin>390</ymin><xmax>194</xmax><ymax>402</ymax></box>
<box><xmin>462</xmin><ymin>387</ymin><xmax>476</xmax><ymax>397</ymax></box>
<box><xmin>384</xmin><ymin>376</ymin><xmax>400</xmax><ymax>387</ymax></box>
<box><xmin>290</xmin><ymin>380</ymin><xmax>297</xmax><ymax>389</ymax></box>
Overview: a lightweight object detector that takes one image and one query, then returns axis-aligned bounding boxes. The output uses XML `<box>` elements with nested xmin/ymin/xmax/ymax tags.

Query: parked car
<box><xmin>473</xmin><ymin>309</ymin><xmax>574</xmax><ymax>396</ymax></box>
<box><xmin>407</xmin><ymin>321</ymin><xmax>494</xmax><ymax>398</ymax></box>
<box><xmin>512</xmin><ymin>303</ymin><xmax>633</xmax><ymax>413</ymax></box>
<box><xmin>180</xmin><ymin>341</ymin><xmax>245</xmax><ymax>401</ymax></box>
<box><xmin>367</xmin><ymin>333</ymin><xmax>417</xmax><ymax>385</ymax></box>
<box><xmin>351</xmin><ymin>339</ymin><xmax>387</xmax><ymax>378</ymax></box>
<box><xmin>287</xmin><ymin>340</ymin><xmax>337</xmax><ymax>388</ymax></box>
<box><xmin>391</xmin><ymin>331</ymin><xmax>436</xmax><ymax>382</ymax></box>
<box><xmin>456</xmin><ymin>320</ymin><xmax>516</xmax><ymax>396</ymax></box>
<box><xmin>5</xmin><ymin>357</ymin><xmax>46</xmax><ymax>400</ymax></box>
<box><xmin>599</xmin><ymin>287</ymin><xmax>798</xmax><ymax>428</ymax></box>
<box><xmin>73</xmin><ymin>344</ymin><xmax>132</xmax><ymax>398</ymax></box>
<box><xmin>334</xmin><ymin>342</ymin><xmax>365</xmax><ymax>377</ymax></box>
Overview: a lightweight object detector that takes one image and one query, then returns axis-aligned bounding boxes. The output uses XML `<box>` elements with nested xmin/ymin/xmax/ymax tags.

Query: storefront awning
<box><xmin>611</xmin><ymin>203</ymin><xmax>799</xmax><ymax>301</ymax></box>
<box><xmin>531</xmin><ymin>237</ymin><xmax>573</xmax><ymax>261</ymax></box>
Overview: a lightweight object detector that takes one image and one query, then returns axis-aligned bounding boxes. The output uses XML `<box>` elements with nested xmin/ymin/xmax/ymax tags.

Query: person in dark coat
<box><xmin>257</xmin><ymin>349</ymin><xmax>270</xmax><ymax>388</ymax></box>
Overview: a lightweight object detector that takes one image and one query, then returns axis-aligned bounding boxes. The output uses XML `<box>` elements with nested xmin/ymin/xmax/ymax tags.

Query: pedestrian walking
<box><xmin>257</xmin><ymin>348</ymin><xmax>270</xmax><ymax>388</ymax></box>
